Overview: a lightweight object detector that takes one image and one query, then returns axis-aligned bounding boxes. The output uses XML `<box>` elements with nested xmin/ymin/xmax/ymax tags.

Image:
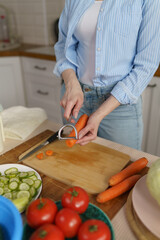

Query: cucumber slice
<box><xmin>12</xmin><ymin>197</ymin><xmax>29</xmax><ymax>213</ymax></box>
<box><xmin>0</xmin><ymin>187</ymin><xmax>4</xmax><ymax>195</ymax></box>
<box><xmin>19</xmin><ymin>183</ymin><xmax>30</xmax><ymax>191</ymax></box>
<box><xmin>0</xmin><ymin>176</ymin><xmax>9</xmax><ymax>184</ymax></box>
<box><xmin>29</xmin><ymin>175</ymin><xmax>37</xmax><ymax>180</ymax></box>
<box><xmin>17</xmin><ymin>190</ymin><xmax>30</xmax><ymax>199</ymax></box>
<box><xmin>28</xmin><ymin>171</ymin><xmax>35</xmax><ymax>177</ymax></box>
<box><xmin>10</xmin><ymin>177</ymin><xmax>20</xmax><ymax>183</ymax></box>
<box><xmin>34</xmin><ymin>179</ymin><xmax>41</xmax><ymax>189</ymax></box>
<box><xmin>19</xmin><ymin>172</ymin><xmax>28</xmax><ymax>179</ymax></box>
<box><xmin>29</xmin><ymin>186</ymin><xmax>36</xmax><ymax>197</ymax></box>
<box><xmin>5</xmin><ymin>173</ymin><xmax>18</xmax><ymax>179</ymax></box>
<box><xmin>22</xmin><ymin>178</ymin><xmax>34</xmax><ymax>186</ymax></box>
<box><xmin>9</xmin><ymin>181</ymin><xmax>19</xmax><ymax>191</ymax></box>
<box><xmin>3</xmin><ymin>192</ymin><xmax>12</xmax><ymax>199</ymax></box>
<box><xmin>0</xmin><ymin>182</ymin><xmax>4</xmax><ymax>187</ymax></box>
<box><xmin>3</xmin><ymin>187</ymin><xmax>11</xmax><ymax>193</ymax></box>
<box><xmin>4</xmin><ymin>167</ymin><xmax>18</xmax><ymax>175</ymax></box>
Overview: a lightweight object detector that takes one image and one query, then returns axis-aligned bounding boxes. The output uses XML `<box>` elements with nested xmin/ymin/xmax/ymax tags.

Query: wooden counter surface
<box><xmin>0</xmin><ymin>43</ymin><xmax>56</xmax><ymax>61</ymax></box>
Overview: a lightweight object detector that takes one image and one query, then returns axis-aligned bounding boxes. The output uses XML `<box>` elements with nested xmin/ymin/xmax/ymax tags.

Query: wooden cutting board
<box><xmin>20</xmin><ymin>132</ymin><xmax>130</xmax><ymax>194</ymax></box>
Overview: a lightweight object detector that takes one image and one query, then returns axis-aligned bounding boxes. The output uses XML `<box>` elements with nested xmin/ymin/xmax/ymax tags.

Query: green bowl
<box><xmin>22</xmin><ymin>201</ymin><xmax>115</xmax><ymax>240</ymax></box>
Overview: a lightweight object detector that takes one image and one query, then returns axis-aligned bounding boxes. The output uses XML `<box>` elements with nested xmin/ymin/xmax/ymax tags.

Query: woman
<box><xmin>54</xmin><ymin>0</ymin><xmax>160</xmax><ymax>149</ymax></box>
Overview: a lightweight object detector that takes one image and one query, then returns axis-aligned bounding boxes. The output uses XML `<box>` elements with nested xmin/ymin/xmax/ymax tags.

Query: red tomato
<box><xmin>55</xmin><ymin>208</ymin><xmax>82</xmax><ymax>238</ymax></box>
<box><xmin>29</xmin><ymin>224</ymin><xmax>64</xmax><ymax>240</ymax></box>
<box><xmin>78</xmin><ymin>219</ymin><xmax>111</xmax><ymax>240</ymax></box>
<box><xmin>61</xmin><ymin>186</ymin><xmax>89</xmax><ymax>214</ymax></box>
<box><xmin>26</xmin><ymin>198</ymin><xmax>58</xmax><ymax>228</ymax></box>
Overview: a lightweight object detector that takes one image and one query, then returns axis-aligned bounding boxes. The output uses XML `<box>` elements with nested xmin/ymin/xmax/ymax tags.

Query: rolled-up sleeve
<box><xmin>53</xmin><ymin>0</ymin><xmax>77</xmax><ymax>77</ymax></box>
<box><xmin>111</xmin><ymin>0</ymin><xmax>160</xmax><ymax>105</ymax></box>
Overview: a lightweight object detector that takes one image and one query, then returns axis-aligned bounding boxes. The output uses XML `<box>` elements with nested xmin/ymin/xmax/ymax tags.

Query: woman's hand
<box><xmin>76</xmin><ymin>113</ymin><xmax>101</xmax><ymax>145</ymax></box>
<box><xmin>76</xmin><ymin>95</ymin><xmax>120</xmax><ymax>145</ymax></box>
<box><xmin>61</xmin><ymin>69</ymin><xmax>84</xmax><ymax>122</ymax></box>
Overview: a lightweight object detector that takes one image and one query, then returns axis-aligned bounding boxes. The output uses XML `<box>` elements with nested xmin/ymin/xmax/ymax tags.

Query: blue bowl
<box><xmin>23</xmin><ymin>201</ymin><xmax>115</xmax><ymax>240</ymax></box>
<box><xmin>0</xmin><ymin>196</ymin><xmax>23</xmax><ymax>240</ymax></box>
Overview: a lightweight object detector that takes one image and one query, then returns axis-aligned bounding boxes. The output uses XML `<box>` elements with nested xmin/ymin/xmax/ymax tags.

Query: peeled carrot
<box><xmin>36</xmin><ymin>152</ymin><xmax>44</xmax><ymax>160</ymax></box>
<box><xmin>45</xmin><ymin>150</ymin><xmax>54</xmax><ymax>156</ymax></box>
<box><xmin>97</xmin><ymin>174</ymin><xmax>141</xmax><ymax>203</ymax></box>
<box><xmin>66</xmin><ymin>114</ymin><xmax>89</xmax><ymax>148</ymax></box>
<box><xmin>109</xmin><ymin>157</ymin><xmax>148</xmax><ymax>186</ymax></box>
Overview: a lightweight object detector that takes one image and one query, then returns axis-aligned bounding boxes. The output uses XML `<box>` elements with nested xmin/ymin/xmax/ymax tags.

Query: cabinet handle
<box><xmin>147</xmin><ymin>84</ymin><xmax>157</xmax><ymax>88</ymax></box>
<box><xmin>37</xmin><ymin>90</ymin><xmax>49</xmax><ymax>95</ymax></box>
<box><xmin>34</xmin><ymin>66</ymin><xmax>47</xmax><ymax>71</ymax></box>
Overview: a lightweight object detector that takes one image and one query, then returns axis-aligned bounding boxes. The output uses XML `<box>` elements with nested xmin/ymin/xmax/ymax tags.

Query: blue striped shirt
<box><xmin>54</xmin><ymin>0</ymin><xmax>160</xmax><ymax>105</ymax></box>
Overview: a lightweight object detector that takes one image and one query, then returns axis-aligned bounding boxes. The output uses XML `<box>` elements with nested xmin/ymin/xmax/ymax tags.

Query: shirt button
<box><xmin>97</xmin><ymin>27</ymin><xmax>101</xmax><ymax>31</ymax></box>
<box><xmin>97</xmin><ymin>47</ymin><xmax>101</xmax><ymax>51</ymax></box>
<box><xmin>97</xmin><ymin>67</ymin><xmax>100</xmax><ymax>71</ymax></box>
<box><xmin>100</xmin><ymin>8</ymin><xmax>104</xmax><ymax>12</ymax></box>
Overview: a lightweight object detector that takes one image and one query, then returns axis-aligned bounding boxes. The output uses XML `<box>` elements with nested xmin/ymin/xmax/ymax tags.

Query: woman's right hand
<box><xmin>61</xmin><ymin>69</ymin><xmax>84</xmax><ymax>122</ymax></box>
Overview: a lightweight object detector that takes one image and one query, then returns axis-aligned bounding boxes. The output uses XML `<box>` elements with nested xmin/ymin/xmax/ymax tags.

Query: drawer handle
<box><xmin>34</xmin><ymin>66</ymin><xmax>47</xmax><ymax>71</ymax></box>
<box><xmin>37</xmin><ymin>90</ymin><xmax>49</xmax><ymax>95</ymax></box>
<box><xmin>147</xmin><ymin>84</ymin><xmax>157</xmax><ymax>88</ymax></box>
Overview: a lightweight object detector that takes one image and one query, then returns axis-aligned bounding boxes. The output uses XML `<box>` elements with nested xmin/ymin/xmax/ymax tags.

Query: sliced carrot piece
<box><xmin>36</xmin><ymin>152</ymin><xmax>44</xmax><ymax>160</ymax></box>
<box><xmin>45</xmin><ymin>150</ymin><xmax>54</xmax><ymax>156</ymax></box>
<box><xmin>109</xmin><ymin>157</ymin><xmax>148</xmax><ymax>186</ymax></box>
<box><xmin>66</xmin><ymin>114</ymin><xmax>89</xmax><ymax>148</ymax></box>
<box><xmin>96</xmin><ymin>174</ymin><xmax>141</xmax><ymax>203</ymax></box>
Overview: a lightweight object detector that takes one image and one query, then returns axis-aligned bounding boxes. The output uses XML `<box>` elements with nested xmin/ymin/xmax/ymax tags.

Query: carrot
<box><xmin>66</xmin><ymin>114</ymin><xmax>89</xmax><ymax>147</ymax></box>
<box><xmin>96</xmin><ymin>174</ymin><xmax>141</xmax><ymax>203</ymax></box>
<box><xmin>109</xmin><ymin>157</ymin><xmax>148</xmax><ymax>186</ymax></box>
<box><xmin>45</xmin><ymin>150</ymin><xmax>54</xmax><ymax>156</ymax></box>
<box><xmin>36</xmin><ymin>152</ymin><xmax>44</xmax><ymax>160</ymax></box>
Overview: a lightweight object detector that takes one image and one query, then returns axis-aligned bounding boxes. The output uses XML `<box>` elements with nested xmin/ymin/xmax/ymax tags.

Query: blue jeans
<box><xmin>61</xmin><ymin>82</ymin><xmax>143</xmax><ymax>150</ymax></box>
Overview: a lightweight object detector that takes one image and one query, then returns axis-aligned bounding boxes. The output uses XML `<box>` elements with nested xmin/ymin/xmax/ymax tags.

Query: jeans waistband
<box><xmin>79</xmin><ymin>81</ymin><xmax>115</xmax><ymax>95</ymax></box>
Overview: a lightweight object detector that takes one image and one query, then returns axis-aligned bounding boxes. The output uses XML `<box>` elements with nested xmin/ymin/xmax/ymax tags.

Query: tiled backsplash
<box><xmin>0</xmin><ymin>0</ymin><xmax>64</xmax><ymax>45</ymax></box>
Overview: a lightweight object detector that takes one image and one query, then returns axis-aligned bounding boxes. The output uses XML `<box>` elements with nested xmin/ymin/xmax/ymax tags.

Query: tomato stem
<box><xmin>39</xmin><ymin>230</ymin><xmax>47</xmax><ymax>238</ymax></box>
<box><xmin>37</xmin><ymin>197</ymin><xmax>45</xmax><ymax>210</ymax></box>
<box><xmin>89</xmin><ymin>225</ymin><xmax>98</xmax><ymax>232</ymax></box>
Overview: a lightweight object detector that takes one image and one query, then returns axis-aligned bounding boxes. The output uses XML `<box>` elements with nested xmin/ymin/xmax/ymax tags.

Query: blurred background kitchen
<box><xmin>0</xmin><ymin>0</ymin><xmax>160</xmax><ymax>156</ymax></box>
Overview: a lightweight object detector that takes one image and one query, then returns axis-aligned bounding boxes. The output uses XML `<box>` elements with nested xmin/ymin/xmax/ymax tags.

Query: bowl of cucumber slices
<box><xmin>0</xmin><ymin>164</ymin><xmax>42</xmax><ymax>213</ymax></box>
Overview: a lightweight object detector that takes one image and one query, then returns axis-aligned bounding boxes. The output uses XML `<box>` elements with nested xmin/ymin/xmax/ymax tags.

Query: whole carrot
<box><xmin>109</xmin><ymin>157</ymin><xmax>148</xmax><ymax>186</ymax></box>
<box><xmin>97</xmin><ymin>174</ymin><xmax>141</xmax><ymax>203</ymax></box>
<box><xmin>66</xmin><ymin>114</ymin><xmax>89</xmax><ymax>148</ymax></box>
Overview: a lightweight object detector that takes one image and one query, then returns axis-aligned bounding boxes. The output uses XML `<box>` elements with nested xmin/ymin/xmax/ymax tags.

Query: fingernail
<box><xmin>79</xmin><ymin>134</ymin><xmax>82</xmax><ymax>139</ymax></box>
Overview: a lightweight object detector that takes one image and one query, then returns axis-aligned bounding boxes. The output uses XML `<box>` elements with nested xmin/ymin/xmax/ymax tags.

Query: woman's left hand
<box><xmin>76</xmin><ymin>113</ymin><xmax>101</xmax><ymax>146</ymax></box>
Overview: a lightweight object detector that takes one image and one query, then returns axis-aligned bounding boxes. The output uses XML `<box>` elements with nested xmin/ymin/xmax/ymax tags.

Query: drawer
<box><xmin>22</xmin><ymin>57</ymin><xmax>57</xmax><ymax>78</ymax></box>
<box><xmin>24</xmin><ymin>73</ymin><xmax>61</xmax><ymax>105</ymax></box>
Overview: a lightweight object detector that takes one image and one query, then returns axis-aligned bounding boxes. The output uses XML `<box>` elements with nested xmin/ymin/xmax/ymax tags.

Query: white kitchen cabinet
<box><xmin>142</xmin><ymin>77</ymin><xmax>160</xmax><ymax>156</ymax></box>
<box><xmin>22</xmin><ymin>57</ymin><xmax>63</xmax><ymax>124</ymax></box>
<box><xmin>0</xmin><ymin>57</ymin><xmax>26</xmax><ymax>109</ymax></box>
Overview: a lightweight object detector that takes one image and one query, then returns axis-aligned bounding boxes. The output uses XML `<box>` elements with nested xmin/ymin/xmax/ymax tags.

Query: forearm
<box><xmin>94</xmin><ymin>95</ymin><xmax>120</xmax><ymax>122</ymax></box>
<box><xmin>62</xmin><ymin>69</ymin><xmax>80</xmax><ymax>89</ymax></box>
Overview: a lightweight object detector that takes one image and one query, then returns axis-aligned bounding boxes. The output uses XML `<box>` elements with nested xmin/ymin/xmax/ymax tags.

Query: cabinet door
<box><xmin>22</xmin><ymin>57</ymin><xmax>63</xmax><ymax>124</ymax></box>
<box><xmin>0</xmin><ymin>57</ymin><xmax>25</xmax><ymax>109</ymax></box>
<box><xmin>144</xmin><ymin>77</ymin><xmax>160</xmax><ymax>155</ymax></box>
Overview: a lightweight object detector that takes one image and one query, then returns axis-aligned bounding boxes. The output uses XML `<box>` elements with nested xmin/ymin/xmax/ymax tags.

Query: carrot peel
<box><xmin>109</xmin><ymin>157</ymin><xmax>148</xmax><ymax>186</ymax></box>
<box><xmin>96</xmin><ymin>174</ymin><xmax>141</xmax><ymax>203</ymax></box>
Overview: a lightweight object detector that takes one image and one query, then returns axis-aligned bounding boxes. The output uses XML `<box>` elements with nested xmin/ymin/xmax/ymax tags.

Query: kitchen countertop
<box><xmin>0</xmin><ymin>43</ymin><xmax>56</xmax><ymax>61</ymax></box>
<box><xmin>0</xmin><ymin>119</ymin><xmax>159</xmax><ymax>240</ymax></box>
<box><xmin>0</xmin><ymin>43</ymin><xmax>160</xmax><ymax>77</ymax></box>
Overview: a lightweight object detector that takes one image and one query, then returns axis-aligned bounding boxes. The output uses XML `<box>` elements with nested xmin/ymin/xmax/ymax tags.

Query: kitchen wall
<box><xmin>0</xmin><ymin>0</ymin><xmax>65</xmax><ymax>45</ymax></box>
